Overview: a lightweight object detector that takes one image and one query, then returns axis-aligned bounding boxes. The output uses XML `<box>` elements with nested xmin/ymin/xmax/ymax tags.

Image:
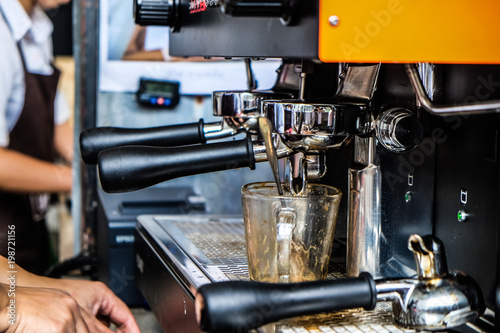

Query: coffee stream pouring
<box><xmin>195</xmin><ymin>234</ymin><xmax>485</xmax><ymax>332</ymax></box>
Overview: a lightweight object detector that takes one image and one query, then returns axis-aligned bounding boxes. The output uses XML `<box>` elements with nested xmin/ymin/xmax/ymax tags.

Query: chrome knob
<box><xmin>134</xmin><ymin>0</ymin><xmax>178</xmax><ymax>27</ymax></box>
<box><xmin>375</xmin><ymin>108</ymin><xmax>423</xmax><ymax>152</ymax></box>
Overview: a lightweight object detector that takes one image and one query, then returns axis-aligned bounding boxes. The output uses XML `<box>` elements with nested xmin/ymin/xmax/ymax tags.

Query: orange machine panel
<box><xmin>319</xmin><ymin>0</ymin><xmax>500</xmax><ymax>64</ymax></box>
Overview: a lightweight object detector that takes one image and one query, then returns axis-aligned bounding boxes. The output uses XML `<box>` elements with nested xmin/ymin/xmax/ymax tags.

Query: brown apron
<box><xmin>0</xmin><ymin>45</ymin><xmax>60</xmax><ymax>275</ymax></box>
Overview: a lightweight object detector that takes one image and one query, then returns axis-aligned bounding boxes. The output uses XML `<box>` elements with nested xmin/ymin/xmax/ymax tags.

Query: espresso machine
<box><xmin>80</xmin><ymin>0</ymin><xmax>500</xmax><ymax>331</ymax></box>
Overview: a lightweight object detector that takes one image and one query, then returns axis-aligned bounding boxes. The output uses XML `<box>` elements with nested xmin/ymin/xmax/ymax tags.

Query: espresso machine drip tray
<box><xmin>134</xmin><ymin>215</ymin><xmax>486</xmax><ymax>333</ymax></box>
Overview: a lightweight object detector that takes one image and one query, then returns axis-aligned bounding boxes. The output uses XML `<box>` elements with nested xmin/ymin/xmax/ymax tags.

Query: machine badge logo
<box><xmin>190</xmin><ymin>0</ymin><xmax>219</xmax><ymax>13</ymax></box>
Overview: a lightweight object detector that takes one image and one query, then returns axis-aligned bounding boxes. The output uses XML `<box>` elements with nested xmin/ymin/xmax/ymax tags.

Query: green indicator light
<box><xmin>405</xmin><ymin>191</ymin><xmax>412</xmax><ymax>203</ymax></box>
<box><xmin>457</xmin><ymin>209</ymin><xmax>468</xmax><ymax>222</ymax></box>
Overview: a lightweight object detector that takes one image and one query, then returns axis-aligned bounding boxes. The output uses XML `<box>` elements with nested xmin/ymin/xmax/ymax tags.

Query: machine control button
<box><xmin>457</xmin><ymin>209</ymin><xmax>469</xmax><ymax>223</ymax></box>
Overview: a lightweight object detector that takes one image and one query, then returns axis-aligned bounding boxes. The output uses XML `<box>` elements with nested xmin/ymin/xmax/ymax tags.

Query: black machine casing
<box><xmin>169</xmin><ymin>1</ymin><xmax>319</xmax><ymax>58</ymax></box>
<box><xmin>323</xmin><ymin>65</ymin><xmax>500</xmax><ymax>316</ymax></box>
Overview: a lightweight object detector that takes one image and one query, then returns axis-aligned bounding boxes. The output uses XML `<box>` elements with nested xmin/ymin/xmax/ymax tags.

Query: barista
<box><xmin>0</xmin><ymin>0</ymin><xmax>73</xmax><ymax>274</ymax></box>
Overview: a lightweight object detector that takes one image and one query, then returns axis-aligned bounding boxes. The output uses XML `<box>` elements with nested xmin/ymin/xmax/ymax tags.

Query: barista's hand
<box><xmin>0</xmin><ymin>284</ymin><xmax>90</xmax><ymax>333</ymax></box>
<box><xmin>0</xmin><ymin>257</ymin><xmax>140</xmax><ymax>332</ymax></box>
<box><xmin>47</xmin><ymin>279</ymin><xmax>141</xmax><ymax>333</ymax></box>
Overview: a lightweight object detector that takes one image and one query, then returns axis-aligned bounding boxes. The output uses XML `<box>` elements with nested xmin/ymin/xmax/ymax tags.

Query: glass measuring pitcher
<box><xmin>241</xmin><ymin>182</ymin><xmax>342</xmax><ymax>283</ymax></box>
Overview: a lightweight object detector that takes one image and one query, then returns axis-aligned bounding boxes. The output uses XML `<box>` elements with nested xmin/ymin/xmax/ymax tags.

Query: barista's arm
<box><xmin>122</xmin><ymin>49</ymin><xmax>165</xmax><ymax>61</ymax></box>
<box><xmin>0</xmin><ymin>147</ymin><xmax>71</xmax><ymax>193</ymax></box>
<box><xmin>54</xmin><ymin>119</ymin><xmax>74</xmax><ymax>165</ymax></box>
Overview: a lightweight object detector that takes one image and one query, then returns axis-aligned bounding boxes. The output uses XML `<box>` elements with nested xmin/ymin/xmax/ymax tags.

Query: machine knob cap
<box><xmin>134</xmin><ymin>0</ymin><xmax>177</xmax><ymax>26</ymax></box>
<box><xmin>375</xmin><ymin>108</ymin><xmax>423</xmax><ymax>152</ymax></box>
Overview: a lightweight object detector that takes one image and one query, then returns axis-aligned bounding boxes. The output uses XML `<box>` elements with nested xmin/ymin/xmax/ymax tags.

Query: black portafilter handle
<box><xmin>80</xmin><ymin>120</ymin><xmax>206</xmax><ymax>164</ymax></box>
<box><xmin>196</xmin><ymin>273</ymin><xmax>377</xmax><ymax>333</ymax></box>
<box><xmin>97</xmin><ymin>137</ymin><xmax>255</xmax><ymax>193</ymax></box>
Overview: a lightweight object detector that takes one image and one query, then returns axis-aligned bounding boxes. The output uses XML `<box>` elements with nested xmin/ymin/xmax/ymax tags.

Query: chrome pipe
<box><xmin>406</xmin><ymin>63</ymin><xmax>500</xmax><ymax>116</ymax></box>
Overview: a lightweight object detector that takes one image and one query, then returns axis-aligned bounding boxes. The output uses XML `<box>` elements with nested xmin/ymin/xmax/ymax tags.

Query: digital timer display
<box><xmin>144</xmin><ymin>81</ymin><xmax>176</xmax><ymax>95</ymax></box>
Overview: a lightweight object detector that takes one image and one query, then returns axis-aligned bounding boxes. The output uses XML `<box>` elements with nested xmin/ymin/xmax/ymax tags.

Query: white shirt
<box><xmin>0</xmin><ymin>0</ymin><xmax>70</xmax><ymax>147</ymax></box>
